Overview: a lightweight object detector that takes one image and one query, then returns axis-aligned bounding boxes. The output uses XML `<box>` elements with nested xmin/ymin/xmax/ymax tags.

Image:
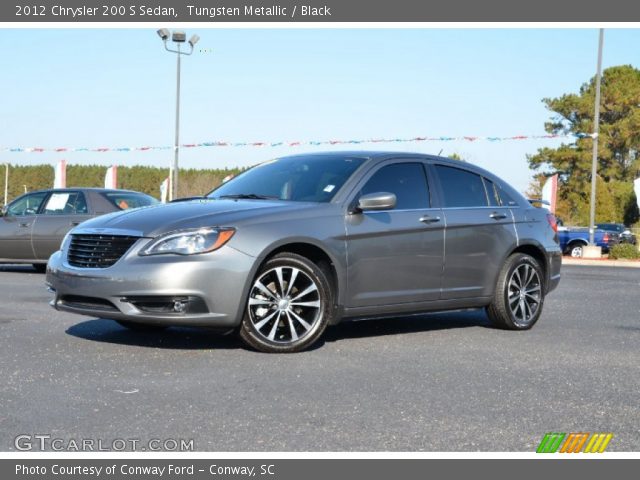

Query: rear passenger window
<box><xmin>497</xmin><ymin>185</ymin><xmax>518</xmax><ymax>206</ymax></box>
<box><xmin>483</xmin><ymin>178</ymin><xmax>502</xmax><ymax>207</ymax></box>
<box><xmin>42</xmin><ymin>192</ymin><xmax>88</xmax><ymax>215</ymax></box>
<box><xmin>360</xmin><ymin>163</ymin><xmax>430</xmax><ymax>209</ymax></box>
<box><xmin>101</xmin><ymin>192</ymin><xmax>158</xmax><ymax>210</ymax></box>
<box><xmin>434</xmin><ymin>165</ymin><xmax>488</xmax><ymax>208</ymax></box>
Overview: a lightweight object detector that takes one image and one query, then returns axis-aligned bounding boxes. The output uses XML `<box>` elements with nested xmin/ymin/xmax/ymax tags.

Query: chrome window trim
<box><xmin>438</xmin><ymin>206</ymin><xmax>512</xmax><ymax>211</ymax></box>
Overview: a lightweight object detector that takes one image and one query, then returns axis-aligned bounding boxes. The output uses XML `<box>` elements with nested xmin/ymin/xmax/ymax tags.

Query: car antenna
<box><xmin>437</xmin><ymin>149</ymin><xmax>443</xmax><ymax>156</ymax></box>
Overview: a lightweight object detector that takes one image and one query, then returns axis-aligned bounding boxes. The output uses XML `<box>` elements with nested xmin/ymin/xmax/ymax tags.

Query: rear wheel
<box><xmin>568</xmin><ymin>243</ymin><xmax>584</xmax><ymax>258</ymax></box>
<box><xmin>115</xmin><ymin>320</ymin><xmax>167</xmax><ymax>332</ymax></box>
<box><xmin>487</xmin><ymin>253</ymin><xmax>545</xmax><ymax>330</ymax></box>
<box><xmin>239</xmin><ymin>252</ymin><xmax>333</xmax><ymax>353</ymax></box>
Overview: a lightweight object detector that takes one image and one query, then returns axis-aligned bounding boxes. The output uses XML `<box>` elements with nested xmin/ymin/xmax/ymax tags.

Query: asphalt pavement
<box><xmin>0</xmin><ymin>264</ymin><xmax>638</xmax><ymax>451</ymax></box>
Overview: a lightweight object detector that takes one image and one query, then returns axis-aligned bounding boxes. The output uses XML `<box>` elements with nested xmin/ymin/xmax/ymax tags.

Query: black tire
<box><xmin>487</xmin><ymin>253</ymin><xmax>545</xmax><ymax>330</ymax></box>
<box><xmin>115</xmin><ymin>320</ymin><xmax>167</xmax><ymax>332</ymax></box>
<box><xmin>32</xmin><ymin>263</ymin><xmax>47</xmax><ymax>273</ymax></box>
<box><xmin>566</xmin><ymin>242</ymin><xmax>584</xmax><ymax>258</ymax></box>
<box><xmin>239</xmin><ymin>252</ymin><xmax>334</xmax><ymax>353</ymax></box>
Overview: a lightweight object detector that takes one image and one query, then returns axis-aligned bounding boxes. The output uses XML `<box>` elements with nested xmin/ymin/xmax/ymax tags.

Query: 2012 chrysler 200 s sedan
<box><xmin>47</xmin><ymin>152</ymin><xmax>562</xmax><ymax>353</ymax></box>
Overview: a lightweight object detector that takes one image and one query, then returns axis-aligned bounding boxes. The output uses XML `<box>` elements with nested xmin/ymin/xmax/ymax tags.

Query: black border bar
<box><xmin>4</xmin><ymin>0</ymin><xmax>640</xmax><ymax>22</ymax></box>
<box><xmin>4</xmin><ymin>459</ymin><xmax>640</xmax><ymax>480</ymax></box>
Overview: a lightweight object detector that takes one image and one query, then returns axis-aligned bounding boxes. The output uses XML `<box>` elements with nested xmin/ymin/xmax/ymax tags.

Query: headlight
<box><xmin>140</xmin><ymin>227</ymin><xmax>235</xmax><ymax>256</ymax></box>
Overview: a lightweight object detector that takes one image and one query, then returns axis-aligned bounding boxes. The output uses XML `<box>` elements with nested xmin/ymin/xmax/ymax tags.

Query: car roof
<box><xmin>282</xmin><ymin>150</ymin><xmax>435</xmax><ymax>161</ymax></box>
<box><xmin>24</xmin><ymin>188</ymin><xmax>150</xmax><ymax>195</ymax></box>
<box><xmin>280</xmin><ymin>150</ymin><xmax>505</xmax><ymax>179</ymax></box>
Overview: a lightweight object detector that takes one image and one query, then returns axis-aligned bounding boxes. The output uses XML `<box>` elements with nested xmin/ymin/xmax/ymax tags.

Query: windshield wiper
<box><xmin>218</xmin><ymin>193</ymin><xmax>279</xmax><ymax>200</ymax></box>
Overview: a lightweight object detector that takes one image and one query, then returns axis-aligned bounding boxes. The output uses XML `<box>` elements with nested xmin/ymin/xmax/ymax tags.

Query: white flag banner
<box><xmin>53</xmin><ymin>160</ymin><xmax>66</xmax><ymax>189</ymax></box>
<box><xmin>160</xmin><ymin>177</ymin><xmax>170</xmax><ymax>203</ymax></box>
<box><xmin>634</xmin><ymin>177</ymin><xmax>640</xmax><ymax>212</ymax></box>
<box><xmin>541</xmin><ymin>174</ymin><xmax>558</xmax><ymax>214</ymax></box>
<box><xmin>104</xmin><ymin>165</ymin><xmax>118</xmax><ymax>189</ymax></box>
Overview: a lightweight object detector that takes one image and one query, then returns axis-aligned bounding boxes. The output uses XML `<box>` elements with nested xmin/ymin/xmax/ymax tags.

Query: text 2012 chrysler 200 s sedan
<box><xmin>46</xmin><ymin>152</ymin><xmax>561</xmax><ymax>353</ymax></box>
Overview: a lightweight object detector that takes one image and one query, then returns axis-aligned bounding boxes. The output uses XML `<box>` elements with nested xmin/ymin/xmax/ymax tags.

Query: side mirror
<box><xmin>356</xmin><ymin>192</ymin><xmax>397</xmax><ymax>212</ymax></box>
<box><xmin>0</xmin><ymin>205</ymin><xmax>7</xmax><ymax>217</ymax></box>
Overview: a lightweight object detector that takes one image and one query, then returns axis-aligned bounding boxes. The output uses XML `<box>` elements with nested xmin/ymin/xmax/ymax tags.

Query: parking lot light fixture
<box><xmin>157</xmin><ymin>29</ymin><xmax>198</xmax><ymax>201</ymax></box>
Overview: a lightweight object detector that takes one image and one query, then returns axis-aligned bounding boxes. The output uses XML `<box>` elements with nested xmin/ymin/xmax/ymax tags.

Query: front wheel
<box><xmin>487</xmin><ymin>253</ymin><xmax>545</xmax><ymax>330</ymax></box>
<box><xmin>239</xmin><ymin>252</ymin><xmax>333</xmax><ymax>353</ymax></box>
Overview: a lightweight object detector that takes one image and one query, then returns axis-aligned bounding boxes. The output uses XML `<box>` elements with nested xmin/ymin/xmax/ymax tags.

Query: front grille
<box><xmin>67</xmin><ymin>234</ymin><xmax>139</xmax><ymax>268</ymax></box>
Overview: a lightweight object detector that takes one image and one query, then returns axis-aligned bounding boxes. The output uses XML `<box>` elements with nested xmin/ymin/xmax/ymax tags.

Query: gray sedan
<box><xmin>0</xmin><ymin>188</ymin><xmax>157</xmax><ymax>271</ymax></box>
<box><xmin>46</xmin><ymin>152</ymin><xmax>561</xmax><ymax>353</ymax></box>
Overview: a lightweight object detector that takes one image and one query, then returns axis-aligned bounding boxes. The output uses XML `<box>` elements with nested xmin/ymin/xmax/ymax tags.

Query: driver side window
<box><xmin>360</xmin><ymin>163</ymin><xmax>430</xmax><ymax>209</ymax></box>
<box><xmin>6</xmin><ymin>192</ymin><xmax>48</xmax><ymax>217</ymax></box>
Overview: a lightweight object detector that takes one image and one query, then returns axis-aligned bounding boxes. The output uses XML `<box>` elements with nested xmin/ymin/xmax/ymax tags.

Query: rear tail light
<box><xmin>603</xmin><ymin>233</ymin><xmax>610</xmax><ymax>244</ymax></box>
<box><xmin>546</xmin><ymin>214</ymin><xmax>558</xmax><ymax>233</ymax></box>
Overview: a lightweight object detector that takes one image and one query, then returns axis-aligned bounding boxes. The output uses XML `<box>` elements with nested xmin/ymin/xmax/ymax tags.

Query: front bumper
<box><xmin>46</xmin><ymin>240</ymin><xmax>257</xmax><ymax>328</ymax></box>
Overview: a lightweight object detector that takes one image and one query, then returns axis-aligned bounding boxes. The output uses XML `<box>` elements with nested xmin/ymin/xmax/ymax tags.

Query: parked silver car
<box><xmin>0</xmin><ymin>188</ymin><xmax>158</xmax><ymax>271</ymax></box>
<box><xmin>46</xmin><ymin>152</ymin><xmax>561</xmax><ymax>353</ymax></box>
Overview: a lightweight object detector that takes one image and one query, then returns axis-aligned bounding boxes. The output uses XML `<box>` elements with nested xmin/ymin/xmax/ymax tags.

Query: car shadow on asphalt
<box><xmin>65</xmin><ymin>309</ymin><xmax>491</xmax><ymax>351</ymax></box>
<box><xmin>0</xmin><ymin>264</ymin><xmax>44</xmax><ymax>274</ymax></box>
<box><xmin>324</xmin><ymin>309</ymin><xmax>491</xmax><ymax>343</ymax></box>
<box><xmin>66</xmin><ymin>319</ymin><xmax>243</xmax><ymax>350</ymax></box>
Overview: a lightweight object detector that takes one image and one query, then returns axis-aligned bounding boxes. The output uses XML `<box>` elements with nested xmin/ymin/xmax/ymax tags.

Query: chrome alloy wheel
<box><xmin>247</xmin><ymin>266</ymin><xmax>322</xmax><ymax>344</ymax></box>
<box><xmin>570</xmin><ymin>245</ymin><xmax>584</xmax><ymax>258</ymax></box>
<box><xmin>507</xmin><ymin>263</ymin><xmax>542</xmax><ymax>327</ymax></box>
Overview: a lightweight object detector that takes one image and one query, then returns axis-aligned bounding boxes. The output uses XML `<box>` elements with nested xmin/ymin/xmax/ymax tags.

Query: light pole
<box><xmin>157</xmin><ymin>29</ymin><xmax>200</xmax><ymax>201</ymax></box>
<box><xmin>3</xmin><ymin>163</ymin><xmax>8</xmax><ymax>206</ymax></box>
<box><xmin>588</xmin><ymin>28</ymin><xmax>604</xmax><ymax>247</ymax></box>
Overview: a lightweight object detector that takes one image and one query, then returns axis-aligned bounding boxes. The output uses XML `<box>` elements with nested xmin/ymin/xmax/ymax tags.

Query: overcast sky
<box><xmin>2</xmin><ymin>28</ymin><xmax>640</xmax><ymax>192</ymax></box>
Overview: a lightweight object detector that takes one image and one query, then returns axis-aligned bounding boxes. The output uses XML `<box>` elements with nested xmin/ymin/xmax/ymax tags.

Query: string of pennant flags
<box><xmin>1</xmin><ymin>132</ymin><xmax>596</xmax><ymax>154</ymax></box>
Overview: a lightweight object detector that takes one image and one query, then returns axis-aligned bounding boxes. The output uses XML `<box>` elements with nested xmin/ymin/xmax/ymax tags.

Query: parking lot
<box><xmin>0</xmin><ymin>264</ymin><xmax>638</xmax><ymax>451</ymax></box>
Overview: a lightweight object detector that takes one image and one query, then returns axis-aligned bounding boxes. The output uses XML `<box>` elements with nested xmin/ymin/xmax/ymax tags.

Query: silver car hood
<box><xmin>75</xmin><ymin>199</ymin><xmax>317</xmax><ymax>237</ymax></box>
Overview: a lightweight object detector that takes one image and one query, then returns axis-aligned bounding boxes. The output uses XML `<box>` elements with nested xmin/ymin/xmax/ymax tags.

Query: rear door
<box><xmin>345</xmin><ymin>161</ymin><xmax>444</xmax><ymax>307</ymax></box>
<box><xmin>31</xmin><ymin>191</ymin><xmax>93</xmax><ymax>260</ymax></box>
<box><xmin>0</xmin><ymin>191</ymin><xmax>49</xmax><ymax>261</ymax></box>
<box><xmin>431</xmin><ymin>164</ymin><xmax>517</xmax><ymax>300</ymax></box>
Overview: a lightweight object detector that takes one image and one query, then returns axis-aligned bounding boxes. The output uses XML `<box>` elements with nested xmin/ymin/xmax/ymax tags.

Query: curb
<box><xmin>562</xmin><ymin>258</ymin><xmax>640</xmax><ymax>268</ymax></box>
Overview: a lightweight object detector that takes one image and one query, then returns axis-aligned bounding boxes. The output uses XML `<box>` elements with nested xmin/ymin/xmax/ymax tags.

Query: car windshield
<box><xmin>207</xmin><ymin>155</ymin><xmax>366</xmax><ymax>203</ymax></box>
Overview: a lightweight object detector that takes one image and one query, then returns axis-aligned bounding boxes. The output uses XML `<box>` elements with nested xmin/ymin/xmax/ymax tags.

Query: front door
<box><xmin>32</xmin><ymin>191</ymin><xmax>93</xmax><ymax>260</ymax></box>
<box><xmin>0</xmin><ymin>191</ymin><xmax>49</xmax><ymax>261</ymax></box>
<box><xmin>345</xmin><ymin>161</ymin><xmax>444</xmax><ymax>308</ymax></box>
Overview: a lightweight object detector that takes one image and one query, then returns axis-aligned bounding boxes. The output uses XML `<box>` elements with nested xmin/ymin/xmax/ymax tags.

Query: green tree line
<box><xmin>528</xmin><ymin>64</ymin><xmax>640</xmax><ymax>226</ymax></box>
<box><xmin>0</xmin><ymin>164</ymin><xmax>243</xmax><ymax>204</ymax></box>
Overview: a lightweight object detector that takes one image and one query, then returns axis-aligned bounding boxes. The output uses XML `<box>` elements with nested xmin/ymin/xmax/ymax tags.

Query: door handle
<box><xmin>19</xmin><ymin>222</ymin><xmax>31</xmax><ymax>228</ymax></box>
<box><xmin>420</xmin><ymin>215</ymin><xmax>441</xmax><ymax>224</ymax></box>
<box><xmin>490</xmin><ymin>212</ymin><xmax>508</xmax><ymax>220</ymax></box>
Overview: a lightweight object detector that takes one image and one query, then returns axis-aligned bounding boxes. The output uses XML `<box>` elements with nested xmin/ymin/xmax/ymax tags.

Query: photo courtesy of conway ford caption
<box><xmin>46</xmin><ymin>152</ymin><xmax>562</xmax><ymax>353</ymax></box>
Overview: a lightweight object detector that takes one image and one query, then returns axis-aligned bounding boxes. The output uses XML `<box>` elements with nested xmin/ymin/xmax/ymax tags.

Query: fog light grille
<box><xmin>121</xmin><ymin>296</ymin><xmax>208</xmax><ymax>315</ymax></box>
<box><xmin>59</xmin><ymin>295</ymin><xmax>119</xmax><ymax>312</ymax></box>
